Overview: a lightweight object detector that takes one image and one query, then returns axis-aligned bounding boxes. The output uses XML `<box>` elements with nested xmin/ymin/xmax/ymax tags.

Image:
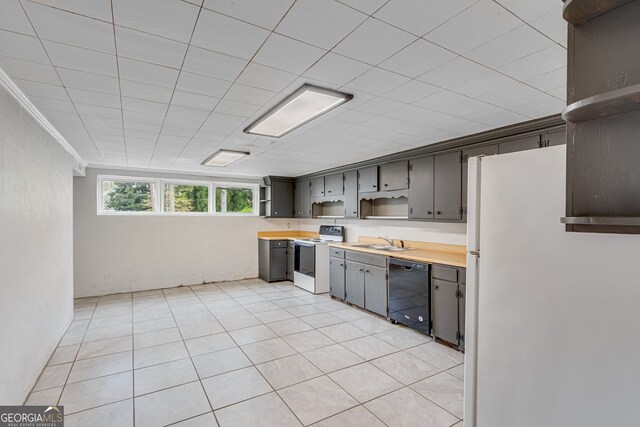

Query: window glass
<box><xmin>215</xmin><ymin>186</ymin><xmax>254</xmax><ymax>214</ymax></box>
<box><xmin>164</xmin><ymin>184</ymin><xmax>209</xmax><ymax>213</ymax></box>
<box><xmin>102</xmin><ymin>180</ymin><xmax>155</xmax><ymax>212</ymax></box>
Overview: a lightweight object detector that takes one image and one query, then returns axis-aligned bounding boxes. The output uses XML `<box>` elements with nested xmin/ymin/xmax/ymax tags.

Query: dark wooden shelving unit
<box><xmin>562</xmin><ymin>83</ymin><xmax>640</xmax><ymax>122</ymax></box>
<box><xmin>563</xmin><ymin>0</ymin><xmax>634</xmax><ymax>24</ymax></box>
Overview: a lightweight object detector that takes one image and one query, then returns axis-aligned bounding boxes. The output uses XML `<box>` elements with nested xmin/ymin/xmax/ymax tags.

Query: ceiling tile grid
<box><xmin>0</xmin><ymin>0</ymin><xmax>567</xmax><ymax>177</ymax></box>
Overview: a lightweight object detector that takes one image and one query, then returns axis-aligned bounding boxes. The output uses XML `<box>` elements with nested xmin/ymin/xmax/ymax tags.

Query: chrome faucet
<box><xmin>380</xmin><ymin>236</ymin><xmax>394</xmax><ymax>246</ymax></box>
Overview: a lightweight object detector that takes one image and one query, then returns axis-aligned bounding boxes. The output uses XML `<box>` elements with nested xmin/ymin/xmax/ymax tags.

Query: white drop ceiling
<box><xmin>0</xmin><ymin>0</ymin><xmax>567</xmax><ymax>177</ymax></box>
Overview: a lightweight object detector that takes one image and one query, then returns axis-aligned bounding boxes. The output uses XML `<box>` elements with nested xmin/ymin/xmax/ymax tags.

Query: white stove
<box><xmin>293</xmin><ymin>225</ymin><xmax>344</xmax><ymax>294</ymax></box>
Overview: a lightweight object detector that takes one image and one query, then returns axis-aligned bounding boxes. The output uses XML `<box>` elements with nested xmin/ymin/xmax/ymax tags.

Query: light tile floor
<box><xmin>26</xmin><ymin>279</ymin><xmax>464</xmax><ymax>427</ymax></box>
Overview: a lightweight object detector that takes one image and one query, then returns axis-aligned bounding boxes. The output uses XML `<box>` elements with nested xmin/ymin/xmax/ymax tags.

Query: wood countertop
<box><xmin>257</xmin><ymin>231</ymin><xmax>319</xmax><ymax>241</ymax></box>
<box><xmin>329</xmin><ymin>237</ymin><xmax>467</xmax><ymax>268</ymax></box>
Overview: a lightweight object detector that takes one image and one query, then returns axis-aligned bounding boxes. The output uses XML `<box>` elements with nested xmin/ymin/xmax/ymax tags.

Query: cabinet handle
<box><xmin>372</xmin><ymin>185</ymin><xmax>377</xmax><ymax>188</ymax></box>
<box><xmin>427</xmin><ymin>211</ymin><xmax>432</xmax><ymax>215</ymax></box>
<box><xmin>436</xmin><ymin>211</ymin><xmax>441</xmax><ymax>215</ymax></box>
<box><xmin>384</xmin><ymin>183</ymin><xmax>388</xmax><ymax>187</ymax></box>
<box><xmin>328</xmin><ymin>190</ymin><xmax>332</xmax><ymax>193</ymax></box>
<box><xmin>339</xmin><ymin>263</ymin><xmax>344</xmax><ymax>267</ymax></box>
<box><xmin>358</xmin><ymin>268</ymin><xmax>364</xmax><ymax>272</ymax></box>
<box><xmin>435</xmin><ymin>285</ymin><xmax>439</xmax><ymax>289</ymax></box>
<box><xmin>365</xmin><ymin>269</ymin><xmax>370</xmax><ymax>273</ymax></box>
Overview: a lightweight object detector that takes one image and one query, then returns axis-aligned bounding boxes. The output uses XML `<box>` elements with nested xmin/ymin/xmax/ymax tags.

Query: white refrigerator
<box><xmin>464</xmin><ymin>145</ymin><xmax>640</xmax><ymax>427</ymax></box>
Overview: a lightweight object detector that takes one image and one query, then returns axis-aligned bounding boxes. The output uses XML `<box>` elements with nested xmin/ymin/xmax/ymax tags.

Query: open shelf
<box><xmin>562</xmin><ymin>83</ymin><xmax>640</xmax><ymax>122</ymax></box>
<box><xmin>563</xmin><ymin>0</ymin><xmax>633</xmax><ymax>25</ymax></box>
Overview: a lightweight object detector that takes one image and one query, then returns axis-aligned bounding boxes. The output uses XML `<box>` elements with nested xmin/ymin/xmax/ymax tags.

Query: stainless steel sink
<box><xmin>349</xmin><ymin>244</ymin><xmax>415</xmax><ymax>252</ymax></box>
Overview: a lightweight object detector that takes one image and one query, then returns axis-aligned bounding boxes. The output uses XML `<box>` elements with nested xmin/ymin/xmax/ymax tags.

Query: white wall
<box><xmin>73</xmin><ymin>168</ymin><xmax>297</xmax><ymax>298</ymax></box>
<box><xmin>300</xmin><ymin>218</ymin><xmax>467</xmax><ymax>246</ymax></box>
<box><xmin>0</xmin><ymin>85</ymin><xmax>74</xmax><ymax>404</ymax></box>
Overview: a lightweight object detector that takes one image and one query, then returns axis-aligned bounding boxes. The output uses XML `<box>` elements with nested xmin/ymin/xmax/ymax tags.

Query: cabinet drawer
<box><xmin>330</xmin><ymin>248</ymin><xmax>345</xmax><ymax>258</ymax></box>
<box><xmin>432</xmin><ymin>265</ymin><xmax>458</xmax><ymax>282</ymax></box>
<box><xmin>270</xmin><ymin>240</ymin><xmax>288</xmax><ymax>248</ymax></box>
<box><xmin>346</xmin><ymin>251</ymin><xmax>387</xmax><ymax>268</ymax></box>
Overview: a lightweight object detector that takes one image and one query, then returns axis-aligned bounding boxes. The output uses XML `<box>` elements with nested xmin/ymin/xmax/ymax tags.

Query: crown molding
<box><xmin>0</xmin><ymin>67</ymin><xmax>87</xmax><ymax>175</ymax></box>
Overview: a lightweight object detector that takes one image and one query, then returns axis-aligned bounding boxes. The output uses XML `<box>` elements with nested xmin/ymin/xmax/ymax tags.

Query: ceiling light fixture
<box><xmin>244</xmin><ymin>84</ymin><xmax>353</xmax><ymax>137</ymax></box>
<box><xmin>202</xmin><ymin>149</ymin><xmax>249</xmax><ymax>167</ymax></box>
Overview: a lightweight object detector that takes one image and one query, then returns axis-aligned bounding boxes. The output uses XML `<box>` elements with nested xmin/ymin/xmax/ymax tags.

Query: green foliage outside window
<box><xmin>164</xmin><ymin>184</ymin><xmax>208</xmax><ymax>213</ymax></box>
<box><xmin>103</xmin><ymin>181</ymin><xmax>153</xmax><ymax>212</ymax></box>
<box><xmin>216</xmin><ymin>187</ymin><xmax>254</xmax><ymax>213</ymax></box>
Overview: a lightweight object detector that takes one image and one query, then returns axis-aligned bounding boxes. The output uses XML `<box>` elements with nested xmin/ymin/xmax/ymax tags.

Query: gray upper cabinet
<box><xmin>358</xmin><ymin>166</ymin><xmax>378</xmax><ymax>193</ymax></box>
<box><xmin>345</xmin><ymin>260</ymin><xmax>365</xmax><ymax>308</ymax></box>
<box><xmin>434</xmin><ymin>152</ymin><xmax>462</xmax><ymax>220</ymax></box>
<box><xmin>270</xmin><ymin>180</ymin><xmax>294</xmax><ymax>218</ymax></box>
<box><xmin>461</xmin><ymin>144</ymin><xmax>499</xmax><ymax>220</ymax></box>
<box><xmin>379</xmin><ymin>160</ymin><xmax>409</xmax><ymax>191</ymax></box>
<box><xmin>408</xmin><ymin>156</ymin><xmax>434</xmax><ymax>220</ymax></box>
<box><xmin>344</xmin><ymin>170</ymin><xmax>358</xmax><ymax>218</ymax></box>
<box><xmin>364</xmin><ymin>265</ymin><xmax>388</xmax><ymax>317</ymax></box>
<box><xmin>311</xmin><ymin>176</ymin><xmax>325</xmax><ymax>198</ymax></box>
<box><xmin>498</xmin><ymin>134</ymin><xmax>541</xmax><ymax>154</ymax></box>
<box><xmin>324</xmin><ymin>173</ymin><xmax>344</xmax><ymax>196</ymax></box>
<box><xmin>294</xmin><ymin>179</ymin><xmax>310</xmax><ymax>218</ymax></box>
<box><xmin>543</xmin><ymin>129</ymin><xmax>566</xmax><ymax>147</ymax></box>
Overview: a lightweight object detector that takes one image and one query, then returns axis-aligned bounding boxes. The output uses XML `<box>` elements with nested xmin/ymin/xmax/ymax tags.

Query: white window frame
<box><xmin>160</xmin><ymin>178</ymin><xmax>213</xmax><ymax>216</ymax></box>
<box><xmin>97</xmin><ymin>175</ymin><xmax>259</xmax><ymax>217</ymax></box>
<box><xmin>97</xmin><ymin>175</ymin><xmax>160</xmax><ymax>216</ymax></box>
<box><xmin>212</xmin><ymin>182</ymin><xmax>259</xmax><ymax>216</ymax></box>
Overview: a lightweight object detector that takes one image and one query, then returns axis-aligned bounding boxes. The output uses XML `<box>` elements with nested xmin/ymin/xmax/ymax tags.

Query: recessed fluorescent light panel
<box><xmin>202</xmin><ymin>149</ymin><xmax>249</xmax><ymax>167</ymax></box>
<box><xmin>244</xmin><ymin>84</ymin><xmax>353</xmax><ymax>137</ymax></box>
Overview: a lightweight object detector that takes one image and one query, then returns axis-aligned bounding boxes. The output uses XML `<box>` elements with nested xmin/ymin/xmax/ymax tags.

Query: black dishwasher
<box><xmin>388</xmin><ymin>258</ymin><xmax>431</xmax><ymax>334</ymax></box>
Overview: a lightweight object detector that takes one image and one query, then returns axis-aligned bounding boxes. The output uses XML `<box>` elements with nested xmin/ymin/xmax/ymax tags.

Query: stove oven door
<box><xmin>294</xmin><ymin>242</ymin><xmax>315</xmax><ymax>278</ymax></box>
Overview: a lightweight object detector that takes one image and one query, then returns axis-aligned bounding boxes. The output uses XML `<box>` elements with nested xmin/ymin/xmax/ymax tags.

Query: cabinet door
<box><xmin>408</xmin><ymin>156</ymin><xmax>434</xmax><ymax>220</ymax></box>
<box><xmin>345</xmin><ymin>260</ymin><xmax>365</xmax><ymax>308</ymax></box>
<box><xmin>344</xmin><ymin>170</ymin><xmax>358</xmax><ymax>218</ymax></box>
<box><xmin>434</xmin><ymin>152</ymin><xmax>462</xmax><ymax>220</ymax></box>
<box><xmin>543</xmin><ymin>128</ymin><xmax>566</xmax><ymax>147</ymax></box>
<box><xmin>364</xmin><ymin>265</ymin><xmax>388</xmax><ymax>317</ymax></box>
<box><xmin>271</xmin><ymin>181</ymin><xmax>293</xmax><ymax>218</ymax></box>
<box><xmin>330</xmin><ymin>257</ymin><xmax>346</xmax><ymax>300</ymax></box>
<box><xmin>461</xmin><ymin>144</ymin><xmax>498</xmax><ymax>220</ymax></box>
<box><xmin>458</xmin><ymin>283</ymin><xmax>465</xmax><ymax>350</ymax></box>
<box><xmin>270</xmin><ymin>246</ymin><xmax>288</xmax><ymax>281</ymax></box>
<box><xmin>287</xmin><ymin>242</ymin><xmax>295</xmax><ymax>281</ymax></box>
<box><xmin>294</xmin><ymin>179</ymin><xmax>310</xmax><ymax>217</ymax></box>
<box><xmin>311</xmin><ymin>176</ymin><xmax>325</xmax><ymax>198</ymax></box>
<box><xmin>498</xmin><ymin>134</ymin><xmax>541</xmax><ymax>154</ymax></box>
<box><xmin>325</xmin><ymin>173</ymin><xmax>344</xmax><ymax>196</ymax></box>
<box><xmin>358</xmin><ymin>166</ymin><xmax>378</xmax><ymax>193</ymax></box>
<box><xmin>431</xmin><ymin>278</ymin><xmax>459</xmax><ymax>343</ymax></box>
<box><xmin>379</xmin><ymin>160</ymin><xmax>409</xmax><ymax>191</ymax></box>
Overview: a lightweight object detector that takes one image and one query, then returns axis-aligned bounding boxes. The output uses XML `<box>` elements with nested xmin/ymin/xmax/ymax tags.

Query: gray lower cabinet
<box><xmin>344</xmin><ymin>170</ymin><xmax>358</xmax><ymax>218</ymax></box>
<box><xmin>330</xmin><ymin>256</ymin><xmax>346</xmax><ymax>299</ymax></box>
<box><xmin>498</xmin><ymin>134</ymin><xmax>541</xmax><ymax>154</ymax></box>
<box><xmin>433</xmin><ymin>152</ymin><xmax>462</xmax><ymax>220</ymax></box>
<box><xmin>294</xmin><ymin>179</ymin><xmax>311</xmax><ymax>218</ymax></box>
<box><xmin>325</xmin><ymin>173</ymin><xmax>344</xmax><ymax>196</ymax></box>
<box><xmin>358</xmin><ymin>166</ymin><xmax>378</xmax><ymax>192</ymax></box>
<box><xmin>287</xmin><ymin>241</ymin><xmax>295</xmax><ymax>281</ymax></box>
<box><xmin>379</xmin><ymin>160</ymin><xmax>409</xmax><ymax>191</ymax></box>
<box><xmin>345</xmin><ymin>260</ymin><xmax>365</xmax><ymax>307</ymax></box>
<box><xmin>431</xmin><ymin>265</ymin><xmax>466</xmax><ymax>350</ymax></box>
<box><xmin>258</xmin><ymin>239</ymin><xmax>289</xmax><ymax>282</ymax></box>
<box><xmin>461</xmin><ymin>144</ymin><xmax>499</xmax><ymax>220</ymax></box>
<box><xmin>364</xmin><ymin>265</ymin><xmax>388</xmax><ymax>316</ymax></box>
<box><xmin>408</xmin><ymin>156</ymin><xmax>434</xmax><ymax>220</ymax></box>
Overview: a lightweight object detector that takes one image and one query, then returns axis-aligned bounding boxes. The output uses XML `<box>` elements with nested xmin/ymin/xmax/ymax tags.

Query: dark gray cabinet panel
<box><xmin>498</xmin><ymin>135</ymin><xmax>541</xmax><ymax>154</ymax></box>
<box><xmin>294</xmin><ymin>179</ymin><xmax>311</xmax><ymax>218</ymax></box>
<box><xmin>344</xmin><ymin>170</ymin><xmax>358</xmax><ymax>218</ymax></box>
<box><xmin>431</xmin><ymin>278</ymin><xmax>459</xmax><ymax>343</ymax></box>
<box><xmin>258</xmin><ymin>239</ymin><xmax>289</xmax><ymax>282</ymax></box>
<box><xmin>458</xmin><ymin>283</ymin><xmax>465</xmax><ymax>350</ymax></box>
<box><xmin>330</xmin><ymin>257</ymin><xmax>346</xmax><ymax>300</ymax></box>
<box><xmin>325</xmin><ymin>173</ymin><xmax>344</xmax><ymax>196</ymax></box>
<box><xmin>364</xmin><ymin>265</ymin><xmax>388</xmax><ymax>317</ymax></box>
<box><xmin>311</xmin><ymin>176</ymin><xmax>325</xmax><ymax>198</ymax></box>
<box><xmin>345</xmin><ymin>260</ymin><xmax>365</xmax><ymax>308</ymax></box>
<box><xmin>461</xmin><ymin>144</ymin><xmax>499</xmax><ymax>220</ymax></box>
<box><xmin>434</xmin><ymin>152</ymin><xmax>462</xmax><ymax>220</ymax></box>
<box><xmin>287</xmin><ymin>241</ymin><xmax>294</xmax><ymax>281</ymax></box>
<box><xmin>379</xmin><ymin>160</ymin><xmax>409</xmax><ymax>191</ymax></box>
<box><xmin>358</xmin><ymin>166</ymin><xmax>378</xmax><ymax>193</ymax></box>
<box><xmin>408</xmin><ymin>156</ymin><xmax>434</xmax><ymax>220</ymax></box>
<box><xmin>271</xmin><ymin>181</ymin><xmax>293</xmax><ymax>218</ymax></box>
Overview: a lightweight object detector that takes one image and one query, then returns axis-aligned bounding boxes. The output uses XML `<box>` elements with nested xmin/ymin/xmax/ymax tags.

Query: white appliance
<box><xmin>293</xmin><ymin>225</ymin><xmax>344</xmax><ymax>294</ymax></box>
<box><xmin>464</xmin><ymin>146</ymin><xmax>640</xmax><ymax>427</ymax></box>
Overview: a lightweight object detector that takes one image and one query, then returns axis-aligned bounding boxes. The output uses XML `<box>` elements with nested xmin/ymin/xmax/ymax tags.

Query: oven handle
<box><xmin>294</xmin><ymin>242</ymin><xmax>315</xmax><ymax>248</ymax></box>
